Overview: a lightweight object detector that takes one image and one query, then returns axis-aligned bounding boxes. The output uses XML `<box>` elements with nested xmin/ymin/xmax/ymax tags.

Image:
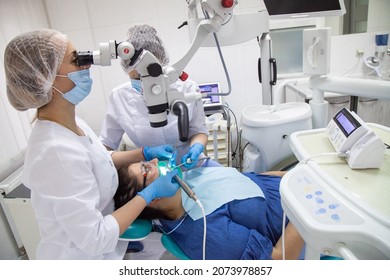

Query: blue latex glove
<box><xmin>169</xmin><ymin>149</ymin><xmax>178</xmax><ymax>168</ymax></box>
<box><xmin>137</xmin><ymin>169</ymin><xmax>179</xmax><ymax>204</ymax></box>
<box><xmin>181</xmin><ymin>143</ymin><xmax>204</xmax><ymax>169</ymax></box>
<box><xmin>143</xmin><ymin>144</ymin><xmax>174</xmax><ymax>161</ymax></box>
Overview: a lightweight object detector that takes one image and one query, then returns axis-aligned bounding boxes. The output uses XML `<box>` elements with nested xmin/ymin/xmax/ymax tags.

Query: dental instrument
<box><xmin>169</xmin><ymin>158</ymin><xmax>193</xmax><ymax>170</ymax></box>
<box><xmin>162</xmin><ymin>162</ymin><xmax>206</xmax><ymax>260</ymax></box>
<box><xmin>172</xmin><ymin>172</ymin><xmax>198</xmax><ymax>203</ymax></box>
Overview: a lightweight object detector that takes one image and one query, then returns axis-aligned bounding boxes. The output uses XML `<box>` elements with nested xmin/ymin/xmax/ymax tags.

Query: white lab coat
<box><xmin>22</xmin><ymin>117</ymin><xmax>127</xmax><ymax>259</ymax></box>
<box><xmin>99</xmin><ymin>79</ymin><xmax>208</xmax><ymax>164</ymax></box>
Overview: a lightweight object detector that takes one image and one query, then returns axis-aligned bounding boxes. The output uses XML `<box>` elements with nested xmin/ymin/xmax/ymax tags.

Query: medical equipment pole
<box><xmin>259</xmin><ymin>32</ymin><xmax>274</xmax><ymax>105</ymax></box>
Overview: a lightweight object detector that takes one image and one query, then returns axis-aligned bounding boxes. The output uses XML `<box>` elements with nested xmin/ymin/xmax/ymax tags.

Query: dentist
<box><xmin>4</xmin><ymin>29</ymin><xmax>179</xmax><ymax>259</ymax></box>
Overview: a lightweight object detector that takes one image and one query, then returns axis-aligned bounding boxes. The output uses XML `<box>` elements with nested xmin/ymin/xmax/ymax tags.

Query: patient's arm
<box><xmin>260</xmin><ymin>171</ymin><xmax>287</xmax><ymax>177</ymax></box>
<box><xmin>271</xmin><ymin>222</ymin><xmax>304</xmax><ymax>260</ymax></box>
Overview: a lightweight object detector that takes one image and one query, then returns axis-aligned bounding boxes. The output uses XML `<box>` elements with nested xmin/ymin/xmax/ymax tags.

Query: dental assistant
<box><xmin>99</xmin><ymin>24</ymin><xmax>216</xmax><ymax>169</ymax></box>
<box><xmin>3</xmin><ymin>29</ymin><xmax>179</xmax><ymax>260</ymax></box>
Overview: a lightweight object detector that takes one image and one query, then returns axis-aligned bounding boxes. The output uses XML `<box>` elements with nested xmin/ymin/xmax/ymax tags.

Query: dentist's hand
<box><xmin>143</xmin><ymin>144</ymin><xmax>174</xmax><ymax>161</ymax></box>
<box><xmin>137</xmin><ymin>169</ymin><xmax>180</xmax><ymax>204</ymax></box>
<box><xmin>169</xmin><ymin>149</ymin><xmax>178</xmax><ymax>168</ymax></box>
<box><xmin>181</xmin><ymin>143</ymin><xmax>204</xmax><ymax>169</ymax></box>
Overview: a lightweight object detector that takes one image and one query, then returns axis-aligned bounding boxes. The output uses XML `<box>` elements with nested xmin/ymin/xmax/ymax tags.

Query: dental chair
<box><xmin>120</xmin><ymin>219</ymin><xmax>152</xmax><ymax>253</ymax></box>
<box><xmin>122</xmin><ymin>221</ymin><xmax>342</xmax><ymax>260</ymax></box>
<box><xmin>121</xmin><ymin>219</ymin><xmax>190</xmax><ymax>259</ymax></box>
<box><xmin>161</xmin><ymin>233</ymin><xmax>190</xmax><ymax>260</ymax></box>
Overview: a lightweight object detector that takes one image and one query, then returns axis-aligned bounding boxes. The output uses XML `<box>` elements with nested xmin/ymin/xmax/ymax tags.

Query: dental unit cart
<box><xmin>0</xmin><ymin>167</ymin><xmax>40</xmax><ymax>259</ymax></box>
<box><xmin>280</xmin><ymin>117</ymin><xmax>390</xmax><ymax>259</ymax></box>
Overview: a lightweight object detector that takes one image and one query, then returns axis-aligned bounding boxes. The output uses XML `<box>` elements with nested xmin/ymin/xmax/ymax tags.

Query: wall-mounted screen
<box><xmin>263</xmin><ymin>0</ymin><xmax>346</xmax><ymax>19</ymax></box>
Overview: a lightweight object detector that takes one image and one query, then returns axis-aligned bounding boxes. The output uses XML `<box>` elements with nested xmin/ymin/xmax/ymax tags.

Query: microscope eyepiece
<box><xmin>76</xmin><ymin>51</ymin><xmax>94</xmax><ymax>66</ymax></box>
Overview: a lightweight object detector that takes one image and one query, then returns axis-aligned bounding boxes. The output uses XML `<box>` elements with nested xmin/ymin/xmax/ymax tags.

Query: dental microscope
<box><xmin>74</xmin><ymin>0</ymin><xmax>239</xmax><ymax>143</ymax></box>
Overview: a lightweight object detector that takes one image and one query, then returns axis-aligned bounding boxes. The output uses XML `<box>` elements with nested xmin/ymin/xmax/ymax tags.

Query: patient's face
<box><xmin>128</xmin><ymin>158</ymin><xmax>159</xmax><ymax>189</ymax></box>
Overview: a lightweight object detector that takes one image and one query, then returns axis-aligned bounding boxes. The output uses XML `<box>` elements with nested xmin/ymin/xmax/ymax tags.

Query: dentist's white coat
<box><xmin>99</xmin><ymin>79</ymin><xmax>208</xmax><ymax>164</ymax></box>
<box><xmin>23</xmin><ymin>117</ymin><xmax>127</xmax><ymax>259</ymax></box>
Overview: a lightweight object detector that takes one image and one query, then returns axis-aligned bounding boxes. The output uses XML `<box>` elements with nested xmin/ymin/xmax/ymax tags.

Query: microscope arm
<box><xmin>82</xmin><ymin>1</ymin><xmax>240</xmax><ymax>141</ymax></box>
<box><xmin>131</xmin><ymin>0</ymin><xmax>237</xmax><ymax>141</ymax></box>
<box><xmin>165</xmin><ymin>0</ymin><xmax>235</xmax><ymax>84</ymax></box>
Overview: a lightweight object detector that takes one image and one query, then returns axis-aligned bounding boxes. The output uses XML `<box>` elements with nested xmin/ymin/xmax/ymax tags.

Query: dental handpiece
<box><xmin>166</xmin><ymin>164</ymin><xmax>198</xmax><ymax>201</ymax></box>
<box><xmin>174</xmin><ymin>174</ymin><xmax>198</xmax><ymax>202</ymax></box>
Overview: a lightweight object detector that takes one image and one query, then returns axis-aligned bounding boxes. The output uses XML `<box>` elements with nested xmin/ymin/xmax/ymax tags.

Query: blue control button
<box><xmin>316</xmin><ymin>208</ymin><xmax>326</xmax><ymax>214</ymax></box>
<box><xmin>315</xmin><ymin>197</ymin><xmax>324</xmax><ymax>204</ymax></box>
<box><xmin>331</xmin><ymin>214</ymin><xmax>340</xmax><ymax>221</ymax></box>
<box><xmin>315</xmin><ymin>191</ymin><xmax>323</xmax><ymax>195</ymax></box>
<box><xmin>306</xmin><ymin>194</ymin><xmax>313</xmax><ymax>199</ymax></box>
<box><xmin>329</xmin><ymin>204</ymin><xmax>339</xmax><ymax>209</ymax></box>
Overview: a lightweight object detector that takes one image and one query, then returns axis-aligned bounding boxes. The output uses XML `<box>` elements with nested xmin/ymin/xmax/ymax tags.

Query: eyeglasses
<box><xmin>141</xmin><ymin>162</ymin><xmax>151</xmax><ymax>189</ymax></box>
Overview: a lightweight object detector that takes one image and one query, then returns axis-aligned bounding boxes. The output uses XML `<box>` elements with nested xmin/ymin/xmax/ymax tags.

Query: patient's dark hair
<box><xmin>114</xmin><ymin>163</ymin><xmax>167</xmax><ymax>220</ymax></box>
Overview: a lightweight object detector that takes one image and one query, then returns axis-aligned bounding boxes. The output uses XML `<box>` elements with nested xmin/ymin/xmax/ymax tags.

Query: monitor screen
<box><xmin>334</xmin><ymin>108</ymin><xmax>361</xmax><ymax>137</ymax></box>
<box><xmin>263</xmin><ymin>0</ymin><xmax>346</xmax><ymax>19</ymax></box>
<box><xmin>198</xmin><ymin>83</ymin><xmax>222</xmax><ymax>108</ymax></box>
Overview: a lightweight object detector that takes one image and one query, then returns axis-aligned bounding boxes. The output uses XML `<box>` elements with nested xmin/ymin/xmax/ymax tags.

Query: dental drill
<box><xmin>173</xmin><ymin>173</ymin><xmax>198</xmax><ymax>202</ymax></box>
<box><xmin>166</xmin><ymin>160</ymin><xmax>198</xmax><ymax>202</ymax></box>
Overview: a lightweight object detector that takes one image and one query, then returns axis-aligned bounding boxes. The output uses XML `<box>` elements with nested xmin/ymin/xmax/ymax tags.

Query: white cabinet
<box><xmin>205</xmin><ymin>130</ymin><xmax>230</xmax><ymax>167</ymax></box>
<box><xmin>357</xmin><ymin>98</ymin><xmax>390</xmax><ymax>127</ymax></box>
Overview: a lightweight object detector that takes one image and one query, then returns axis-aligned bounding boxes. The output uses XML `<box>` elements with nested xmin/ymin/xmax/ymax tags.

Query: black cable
<box><xmin>221</xmin><ymin>104</ymin><xmax>239</xmax><ymax>156</ymax></box>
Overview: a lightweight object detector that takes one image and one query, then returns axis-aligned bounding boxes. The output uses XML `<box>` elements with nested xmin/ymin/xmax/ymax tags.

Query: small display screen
<box><xmin>199</xmin><ymin>83</ymin><xmax>222</xmax><ymax>108</ymax></box>
<box><xmin>334</xmin><ymin>108</ymin><xmax>361</xmax><ymax>137</ymax></box>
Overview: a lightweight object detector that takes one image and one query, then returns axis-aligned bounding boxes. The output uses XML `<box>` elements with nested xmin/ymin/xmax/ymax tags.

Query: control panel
<box><xmin>325</xmin><ymin>108</ymin><xmax>385</xmax><ymax>169</ymax></box>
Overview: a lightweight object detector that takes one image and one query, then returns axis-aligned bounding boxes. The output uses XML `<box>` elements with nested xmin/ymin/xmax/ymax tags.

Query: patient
<box><xmin>114</xmin><ymin>159</ymin><xmax>304</xmax><ymax>260</ymax></box>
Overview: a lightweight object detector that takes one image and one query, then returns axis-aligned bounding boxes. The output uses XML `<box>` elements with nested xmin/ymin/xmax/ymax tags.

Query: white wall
<box><xmin>0</xmin><ymin>0</ymin><xmax>51</xmax><ymax>260</ymax></box>
<box><xmin>367</xmin><ymin>0</ymin><xmax>390</xmax><ymax>32</ymax></box>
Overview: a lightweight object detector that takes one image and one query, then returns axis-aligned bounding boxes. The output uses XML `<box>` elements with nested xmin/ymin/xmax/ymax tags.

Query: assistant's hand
<box><xmin>181</xmin><ymin>143</ymin><xmax>204</xmax><ymax>169</ymax></box>
<box><xmin>143</xmin><ymin>144</ymin><xmax>174</xmax><ymax>161</ymax></box>
<box><xmin>137</xmin><ymin>169</ymin><xmax>180</xmax><ymax>204</ymax></box>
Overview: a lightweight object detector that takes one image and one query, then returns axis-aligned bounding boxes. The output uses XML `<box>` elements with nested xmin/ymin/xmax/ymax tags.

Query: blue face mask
<box><xmin>131</xmin><ymin>79</ymin><xmax>143</xmax><ymax>94</ymax></box>
<box><xmin>54</xmin><ymin>69</ymin><xmax>93</xmax><ymax>105</ymax></box>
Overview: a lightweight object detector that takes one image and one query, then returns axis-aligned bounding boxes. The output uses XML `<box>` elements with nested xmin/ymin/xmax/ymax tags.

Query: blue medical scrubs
<box><xmin>159</xmin><ymin>173</ymin><xmax>286</xmax><ymax>260</ymax></box>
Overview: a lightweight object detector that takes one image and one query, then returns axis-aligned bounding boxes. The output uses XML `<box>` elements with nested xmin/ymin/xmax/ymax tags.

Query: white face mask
<box><xmin>53</xmin><ymin>69</ymin><xmax>93</xmax><ymax>105</ymax></box>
